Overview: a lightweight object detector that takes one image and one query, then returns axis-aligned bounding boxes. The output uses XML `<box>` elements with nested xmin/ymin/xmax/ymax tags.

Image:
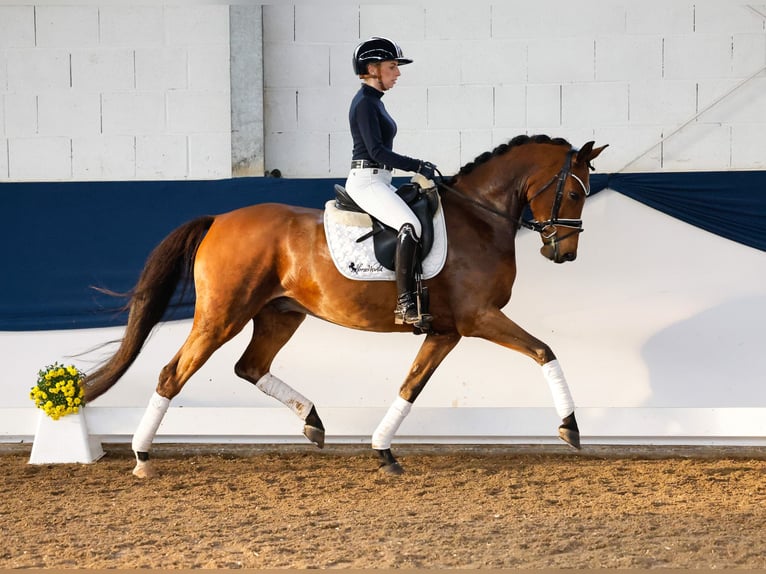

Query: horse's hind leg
<box><xmin>234</xmin><ymin>303</ymin><xmax>325</xmax><ymax>447</ymax></box>
<box><xmin>373</xmin><ymin>331</ymin><xmax>461</xmax><ymax>474</ymax></box>
<box><xmin>132</xmin><ymin>321</ymin><xmax>243</xmax><ymax>478</ymax></box>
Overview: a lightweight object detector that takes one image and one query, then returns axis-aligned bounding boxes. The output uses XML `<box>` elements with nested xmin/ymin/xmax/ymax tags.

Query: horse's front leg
<box><xmin>372</xmin><ymin>331</ymin><xmax>461</xmax><ymax>474</ymax></box>
<box><xmin>458</xmin><ymin>308</ymin><xmax>581</xmax><ymax>450</ymax></box>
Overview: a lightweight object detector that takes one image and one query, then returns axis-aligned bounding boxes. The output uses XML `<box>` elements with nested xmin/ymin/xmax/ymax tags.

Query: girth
<box><xmin>333</xmin><ymin>183</ymin><xmax>440</xmax><ymax>271</ymax></box>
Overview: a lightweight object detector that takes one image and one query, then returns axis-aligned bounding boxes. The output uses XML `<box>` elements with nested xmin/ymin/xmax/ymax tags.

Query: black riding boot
<box><xmin>394</xmin><ymin>223</ymin><xmax>420</xmax><ymax>325</ymax></box>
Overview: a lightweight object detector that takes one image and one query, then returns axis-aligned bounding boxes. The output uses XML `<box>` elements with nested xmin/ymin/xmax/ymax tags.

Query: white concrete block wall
<box><xmin>1</xmin><ymin>1</ymin><xmax>765</xmax><ymax>181</ymax></box>
<box><xmin>0</xmin><ymin>4</ymin><xmax>231</xmax><ymax>181</ymax></box>
<box><xmin>262</xmin><ymin>1</ymin><xmax>766</xmax><ymax>178</ymax></box>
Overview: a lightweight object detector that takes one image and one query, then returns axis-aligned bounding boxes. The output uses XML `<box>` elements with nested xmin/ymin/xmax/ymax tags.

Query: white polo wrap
<box><xmin>256</xmin><ymin>373</ymin><xmax>313</xmax><ymax>420</ymax></box>
<box><xmin>132</xmin><ymin>391</ymin><xmax>171</xmax><ymax>453</ymax></box>
<box><xmin>371</xmin><ymin>396</ymin><xmax>412</xmax><ymax>450</ymax></box>
<box><xmin>541</xmin><ymin>359</ymin><xmax>575</xmax><ymax>418</ymax></box>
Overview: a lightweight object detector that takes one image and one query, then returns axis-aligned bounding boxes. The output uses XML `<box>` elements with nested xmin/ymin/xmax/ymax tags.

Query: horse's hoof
<box><xmin>374</xmin><ymin>448</ymin><xmax>404</xmax><ymax>475</ymax></box>
<box><xmin>558</xmin><ymin>426</ymin><xmax>581</xmax><ymax>450</ymax></box>
<box><xmin>132</xmin><ymin>460</ymin><xmax>156</xmax><ymax>478</ymax></box>
<box><xmin>303</xmin><ymin>424</ymin><xmax>325</xmax><ymax>449</ymax></box>
<box><xmin>378</xmin><ymin>461</ymin><xmax>405</xmax><ymax>475</ymax></box>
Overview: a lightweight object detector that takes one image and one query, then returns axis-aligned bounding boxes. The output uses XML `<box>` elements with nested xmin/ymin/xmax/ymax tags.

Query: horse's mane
<box><xmin>449</xmin><ymin>134</ymin><xmax>571</xmax><ymax>181</ymax></box>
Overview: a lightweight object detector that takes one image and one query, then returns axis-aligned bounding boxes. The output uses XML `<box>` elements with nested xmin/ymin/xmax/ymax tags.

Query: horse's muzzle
<box><xmin>540</xmin><ymin>242</ymin><xmax>578</xmax><ymax>263</ymax></box>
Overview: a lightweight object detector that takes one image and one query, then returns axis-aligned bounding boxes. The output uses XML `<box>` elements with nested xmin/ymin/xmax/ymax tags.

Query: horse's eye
<box><xmin>568</xmin><ymin>191</ymin><xmax>581</xmax><ymax>201</ymax></box>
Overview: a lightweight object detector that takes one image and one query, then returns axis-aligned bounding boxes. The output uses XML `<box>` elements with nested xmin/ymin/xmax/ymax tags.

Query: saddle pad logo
<box><xmin>323</xmin><ymin>200</ymin><xmax>448</xmax><ymax>282</ymax></box>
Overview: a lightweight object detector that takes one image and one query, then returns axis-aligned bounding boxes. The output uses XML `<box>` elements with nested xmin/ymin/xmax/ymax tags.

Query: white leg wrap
<box><xmin>132</xmin><ymin>391</ymin><xmax>171</xmax><ymax>453</ymax></box>
<box><xmin>371</xmin><ymin>396</ymin><xmax>412</xmax><ymax>450</ymax></box>
<box><xmin>256</xmin><ymin>373</ymin><xmax>313</xmax><ymax>420</ymax></box>
<box><xmin>541</xmin><ymin>359</ymin><xmax>575</xmax><ymax>418</ymax></box>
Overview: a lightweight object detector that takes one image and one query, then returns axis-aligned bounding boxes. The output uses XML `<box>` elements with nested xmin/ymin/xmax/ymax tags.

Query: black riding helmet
<box><xmin>352</xmin><ymin>36</ymin><xmax>413</xmax><ymax>75</ymax></box>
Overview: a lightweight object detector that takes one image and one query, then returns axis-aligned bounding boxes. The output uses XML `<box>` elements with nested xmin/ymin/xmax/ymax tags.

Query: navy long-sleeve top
<box><xmin>349</xmin><ymin>84</ymin><xmax>421</xmax><ymax>172</ymax></box>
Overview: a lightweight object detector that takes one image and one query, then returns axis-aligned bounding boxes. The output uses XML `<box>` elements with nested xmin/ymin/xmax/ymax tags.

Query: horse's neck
<box><xmin>442</xmin><ymin>179</ymin><xmax>523</xmax><ymax>254</ymax></box>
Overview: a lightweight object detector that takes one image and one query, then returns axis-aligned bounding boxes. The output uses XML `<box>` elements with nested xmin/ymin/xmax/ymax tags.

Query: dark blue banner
<box><xmin>2</xmin><ymin>171</ymin><xmax>764</xmax><ymax>331</ymax></box>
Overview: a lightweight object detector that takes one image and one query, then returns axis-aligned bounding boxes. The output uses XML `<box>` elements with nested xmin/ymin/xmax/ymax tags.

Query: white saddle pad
<box><xmin>323</xmin><ymin>198</ymin><xmax>448</xmax><ymax>281</ymax></box>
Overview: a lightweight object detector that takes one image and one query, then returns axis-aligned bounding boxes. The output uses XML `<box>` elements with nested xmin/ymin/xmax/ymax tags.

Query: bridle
<box><xmin>519</xmin><ymin>148</ymin><xmax>590</xmax><ymax>243</ymax></box>
<box><xmin>438</xmin><ymin>147</ymin><xmax>590</xmax><ymax>244</ymax></box>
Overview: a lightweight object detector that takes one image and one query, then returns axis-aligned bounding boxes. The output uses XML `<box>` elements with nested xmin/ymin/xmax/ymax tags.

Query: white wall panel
<box><xmin>527</xmin><ymin>38</ymin><xmax>594</xmax><ymax>83</ymax></box>
<box><xmin>562</xmin><ymin>83</ymin><xmax>629</xmax><ymax>127</ymax></box>
<box><xmin>71</xmin><ymin>48</ymin><xmax>135</xmax><ymax>91</ymax></box>
<box><xmin>625</xmin><ymin>1</ymin><xmax>693</xmax><ymax>34</ymax></box>
<box><xmin>663</xmin><ymin>35</ymin><xmax>734</xmax><ymax>81</ymax></box>
<box><xmin>297</xmin><ymin>88</ymin><xmax>349</xmax><ymax>132</ymax></box>
<box><xmin>6</xmin><ymin>49</ymin><xmax>69</xmax><ymax>91</ymax></box>
<box><xmin>592</xmin><ymin>125</ymin><xmax>663</xmax><ymax>173</ymax></box>
<box><xmin>38</xmin><ymin>92</ymin><xmax>100</xmax><ymax>136</ymax></box>
<box><xmin>731</xmin><ymin>124</ymin><xmax>766</xmax><ymax>169</ymax></box>
<box><xmin>294</xmin><ymin>4</ymin><xmax>357</xmax><ymax>43</ymax></box>
<box><xmin>72</xmin><ymin>135</ymin><xmax>135</xmax><ymax>180</ymax></box>
<box><xmin>460</xmin><ymin>40</ymin><xmax>527</xmax><ymax>85</ymax></box>
<box><xmin>3</xmin><ymin>94</ymin><xmax>36</xmax><ymax>136</ymax></box>
<box><xmin>424</xmin><ymin>4</ymin><xmax>491</xmax><ymax>40</ymax></box>
<box><xmin>135</xmin><ymin>48</ymin><xmax>188</xmax><ymax>91</ymax></box>
<box><xmin>525</xmin><ymin>84</ymin><xmax>560</xmax><ymax>127</ymax></box>
<box><xmin>265</xmin><ymin>130</ymin><xmax>329</xmax><ymax>177</ymax></box>
<box><xmin>0</xmin><ymin>6</ymin><xmax>35</xmax><ymax>48</ymax></box>
<box><xmin>698</xmin><ymin>77</ymin><xmax>766</xmax><ymax>124</ymax></box>
<box><xmin>35</xmin><ymin>6</ymin><xmax>99</xmax><ymax>48</ymax></box>
<box><xmin>732</xmin><ymin>34</ymin><xmax>766</xmax><ymax>75</ymax></box>
<box><xmin>167</xmin><ymin>91</ymin><xmax>230</xmax><ymax>133</ymax></box>
<box><xmin>264</xmin><ymin>88</ymin><xmax>298</xmax><ymax>133</ymax></box>
<box><xmin>427</xmin><ymin>85</ymin><xmax>494</xmax><ymax>129</ymax></box>
<box><xmin>189</xmin><ymin>133</ymin><xmax>231</xmax><ymax>179</ymax></box>
<box><xmin>102</xmin><ymin>92</ymin><xmax>166</xmax><ymax>135</ymax></box>
<box><xmin>661</xmin><ymin>123</ymin><xmax>731</xmax><ymax>170</ymax></box>
<box><xmin>493</xmin><ymin>85</ymin><xmax>526</xmax><ymax>128</ymax></box>
<box><xmin>264</xmin><ymin>43</ymin><xmax>330</xmax><ymax>88</ymax></box>
<box><xmin>629</xmin><ymin>80</ymin><xmax>697</xmax><ymax>125</ymax></box>
<box><xmin>262</xmin><ymin>4</ymin><xmax>294</xmax><ymax>43</ymax></box>
<box><xmin>99</xmin><ymin>6</ymin><xmax>165</xmax><ymax>47</ymax></box>
<box><xmin>379</xmin><ymin>86</ymin><xmax>428</xmax><ymax>130</ymax></box>
<box><xmin>695</xmin><ymin>4</ymin><xmax>766</xmax><ymax>34</ymax></box>
<box><xmin>595</xmin><ymin>36</ymin><xmax>662</xmax><ymax>82</ymax></box>
<box><xmin>359</xmin><ymin>5</ymin><xmax>425</xmax><ymax>41</ymax></box>
<box><xmin>135</xmin><ymin>134</ymin><xmax>187</xmax><ymax>179</ymax></box>
<box><xmin>8</xmin><ymin>137</ymin><xmax>70</xmax><ymax>180</ymax></box>
<box><xmin>165</xmin><ymin>5</ymin><xmax>229</xmax><ymax>46</ymax></box>
<box><xmin>0</xmin><ymin>1</ymin><xmax>764</xmax><ymax>181</ymax></box>
<box><xmin>0</xmin><ymin>139</ymin><xmax>7</xmax><ymax>178</ymax></box>
<box><xmin>329</xmin><ymin>130</ymin><xmax>353</xmax><ymax>175</ymax></box>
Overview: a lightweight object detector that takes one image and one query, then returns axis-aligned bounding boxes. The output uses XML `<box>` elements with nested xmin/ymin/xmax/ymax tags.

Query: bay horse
<box><xmin>83</xmin><ymin>134</ymin><xmax>607</xmax><ymax>477</ymax></box>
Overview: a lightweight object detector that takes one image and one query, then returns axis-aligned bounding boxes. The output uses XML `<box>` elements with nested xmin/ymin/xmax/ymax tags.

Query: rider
<box><xmin>345</xmin><ymin>36</ymin><xmax>438</xmax><ymax>326</ymax></box>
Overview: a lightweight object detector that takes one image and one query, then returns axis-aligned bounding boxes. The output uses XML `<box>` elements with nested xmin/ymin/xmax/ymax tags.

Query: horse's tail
<box><xmin>83</xmin><ymin>215</ymin><xmax>215</xmax><ymax>402</ymax></box>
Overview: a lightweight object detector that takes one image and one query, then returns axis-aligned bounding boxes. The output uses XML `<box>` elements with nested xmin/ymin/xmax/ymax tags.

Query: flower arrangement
<box><xmin>30</xmin><ymin>363</ymin><xmax>86</xmax><ymax>420</ymax></box>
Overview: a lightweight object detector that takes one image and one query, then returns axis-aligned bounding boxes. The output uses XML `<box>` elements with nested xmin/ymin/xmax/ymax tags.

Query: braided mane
<box><xmin>451</xmin><ymin>134</ymin><xmax>571</xmax><ymax>181</ymax></box>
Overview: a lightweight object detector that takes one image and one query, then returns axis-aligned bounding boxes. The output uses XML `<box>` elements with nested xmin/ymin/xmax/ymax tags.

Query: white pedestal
<box><xmin>29</xmin><ymin>410</ymin><xmax>105</xmax><ymax>464</ymax></box>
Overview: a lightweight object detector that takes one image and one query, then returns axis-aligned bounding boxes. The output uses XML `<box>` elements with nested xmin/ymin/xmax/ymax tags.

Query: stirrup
<box><xmin>394</xmin><ymin>294</ymin><xmax>419</xmax><ymax>325</ymax></box>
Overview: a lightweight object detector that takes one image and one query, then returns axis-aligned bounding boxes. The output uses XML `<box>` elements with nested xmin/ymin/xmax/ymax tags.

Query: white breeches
<box><xmin>345</xmin><ymin>168</ymin><xmax>421</xmax><ymax>237</ymax></box>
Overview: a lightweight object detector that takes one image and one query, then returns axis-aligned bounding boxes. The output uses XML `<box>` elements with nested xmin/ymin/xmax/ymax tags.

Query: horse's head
<box><xmin>523</xmin><ymin>141</ymin><xmax>608</xmax><ymax>263</ymax></box>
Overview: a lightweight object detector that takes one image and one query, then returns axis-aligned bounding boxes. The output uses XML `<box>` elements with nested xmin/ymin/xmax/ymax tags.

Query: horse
<box><xmin>83</xmin><ymin>134</ymin><xmax>607</xmax><ymax>478</ymax></box>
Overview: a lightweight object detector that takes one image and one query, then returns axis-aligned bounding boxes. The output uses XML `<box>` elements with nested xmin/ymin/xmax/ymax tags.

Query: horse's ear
<box><xmin>576</xmin><ymin>141</ymin><xmax>608</xmax><ymax>169</ymax></box>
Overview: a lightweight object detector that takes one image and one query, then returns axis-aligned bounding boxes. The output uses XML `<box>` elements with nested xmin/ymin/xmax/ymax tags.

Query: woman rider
<box><xmin>345</xmin><ymin>36</ymin><xmax>438</xmax><ymax>326</ymax></box>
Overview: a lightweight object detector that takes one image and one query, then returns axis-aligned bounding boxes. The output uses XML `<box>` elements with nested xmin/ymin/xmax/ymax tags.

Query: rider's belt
<box><xmin>351</xmin><ymin>160</ymin><xmax>392</xmax><ymax>171</ymax></box>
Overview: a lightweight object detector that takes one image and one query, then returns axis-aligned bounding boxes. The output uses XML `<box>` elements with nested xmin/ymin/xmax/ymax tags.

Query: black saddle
<box><xmin>333</xmin><ymin>183</ymin><xmax>440</xmax><ymax>271</ymax></box>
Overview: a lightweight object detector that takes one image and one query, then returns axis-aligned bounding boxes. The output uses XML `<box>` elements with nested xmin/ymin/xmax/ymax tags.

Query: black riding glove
<box><xmin>417</xmin><ymin>161</ymin><xmax>437</xmax><ymax>180</ymax></box>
